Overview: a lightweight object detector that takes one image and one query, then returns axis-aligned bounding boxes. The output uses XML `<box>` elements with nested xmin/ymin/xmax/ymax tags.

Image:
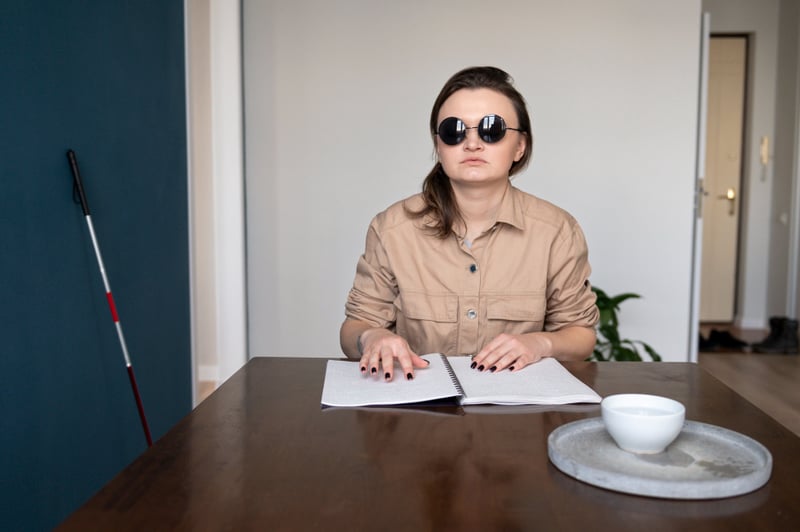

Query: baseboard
<box><xmin>734</xmin><ymin>317</ymin><xmax>767</xmax><ymax>331</ymax></box>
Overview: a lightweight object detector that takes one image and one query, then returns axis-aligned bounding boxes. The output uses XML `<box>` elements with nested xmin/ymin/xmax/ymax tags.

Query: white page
<box><xmin>447</xmin><ymin>357</ymin><xmax>601</xmax><ymax>406</ymax></box>
<box><xmin>320</xmin><ymin>354</ymin><xmax>459</xmax><ymax>407</ymax></box>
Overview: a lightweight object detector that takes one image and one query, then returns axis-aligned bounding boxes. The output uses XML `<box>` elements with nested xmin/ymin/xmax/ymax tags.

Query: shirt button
<box><xmin>469</xmin><ymin>264</ymin><xmax>477</xmax><ymax>273</ymax></box>
<box><xmin>466</xmin><ymin>309</ymin><xmax>477</xmax><ymax>320</ymax></box>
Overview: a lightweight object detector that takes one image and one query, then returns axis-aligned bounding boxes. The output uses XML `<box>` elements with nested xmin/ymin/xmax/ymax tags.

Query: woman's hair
<box><xmin>406</xmin><ymin>66</ymin><xmax>533</xmax><ymax>238</ymax></box>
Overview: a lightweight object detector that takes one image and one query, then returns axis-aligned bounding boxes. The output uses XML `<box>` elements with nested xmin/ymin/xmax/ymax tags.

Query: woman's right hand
<box><xmin>358</xmin><ymin>328</ymin><xmax>430</xmax><ymax>382</ymax></box>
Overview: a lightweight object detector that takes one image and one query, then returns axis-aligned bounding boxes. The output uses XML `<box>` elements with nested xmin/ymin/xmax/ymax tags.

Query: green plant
<box><xmin>589</xmin><ymin>287</ymin><xmax>662</xmax><ymax>362</ymax></box>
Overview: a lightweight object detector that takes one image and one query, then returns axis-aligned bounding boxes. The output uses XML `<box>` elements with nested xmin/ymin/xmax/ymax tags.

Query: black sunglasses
<box><xmin>436</xmin><ymin>114</ymin><xmax>522</xmax><ymax>146</ymax></box>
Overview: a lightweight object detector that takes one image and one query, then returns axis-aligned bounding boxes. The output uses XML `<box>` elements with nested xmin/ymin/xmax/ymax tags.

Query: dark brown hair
<box><xmin>406</xmin><ymin>66</ymin><xmax>533</xmax><ymax>238</ymax></box>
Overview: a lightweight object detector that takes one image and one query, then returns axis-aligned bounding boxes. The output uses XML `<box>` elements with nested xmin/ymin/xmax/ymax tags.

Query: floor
<box><xmin>195</xmin><ymin>326</ymin><xmax>800</xmax><ymax>437</ymax></box>
<box><xmin>697</xmin><ymin>324</ymin><xmax>800</xmax><ymax>437</ymax></box>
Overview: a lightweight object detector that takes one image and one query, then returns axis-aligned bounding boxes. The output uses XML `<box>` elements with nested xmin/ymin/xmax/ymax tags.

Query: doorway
<box><xmin>700</xmin><ymin>35</ymin><xmax>748</xmax><ymax>324</ymax></box>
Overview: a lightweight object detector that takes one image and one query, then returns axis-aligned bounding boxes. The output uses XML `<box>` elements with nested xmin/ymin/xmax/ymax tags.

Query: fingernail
<box><xmin>426</xmin><ymin>359</ymin><xmax>431</xmax><ymax>365</ymax></box>
<box><xmin>470</xmin><ymin>361</ymin><xmax>477</xmax><ymax>369</ymax></box>
<box><xmin>384</xmin><ymin>372</ymin><xmax>391</xmax><ymax>380</ymax></box>
<box><xmin>406</xmin><ymin>373</ymin><xmax>413</xmax><ymax>380</ymax></box>
<box><xmin>478</xmin><ymin>365</ymin><xmax>485</xmax><ymax>371</ymax></box>
<box><xmin>360</xmin><ymin>366</ymin><xmax>366</xmax><ymax>373</ymax></box>
<box><xmin>509</xmin><ymin>366</ymin><xmax>515</xmax><ymax>372</ymax></box>
<box><xmin>490</xmin><ymin>366</ymin><xmax>497</xmax><ymax>373</ymax></box>
<box><xmin>371</xmin><ymin>367</ymin><xmax>377</xmax><ymax>374</ymax></box>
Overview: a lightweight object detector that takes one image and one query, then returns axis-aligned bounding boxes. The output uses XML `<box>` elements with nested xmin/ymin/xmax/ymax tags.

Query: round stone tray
<box><xmin>548</xmin><ymin>418</ymin><xmax>772</xmax><ymax>499</ymax></box>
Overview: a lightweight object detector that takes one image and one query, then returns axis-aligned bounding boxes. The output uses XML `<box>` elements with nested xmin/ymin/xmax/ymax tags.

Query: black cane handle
<box><xmin>66</xmin><ymin>149</ymin><xmax>91</xmax><ymax>216</ymax></box>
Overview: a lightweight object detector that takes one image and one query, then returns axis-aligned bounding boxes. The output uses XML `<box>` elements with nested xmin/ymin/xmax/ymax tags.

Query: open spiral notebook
<box><xmin>321</xmin><ymin>354</ymin><xmax>601</xmax><ymax>407</ymax></box>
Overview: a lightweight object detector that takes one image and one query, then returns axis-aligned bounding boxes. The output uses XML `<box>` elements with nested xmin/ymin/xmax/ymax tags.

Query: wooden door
<box><xmin>700</xmin><ymin>36</ymin><xmax>747</xmax><ymax>322</ymax></box>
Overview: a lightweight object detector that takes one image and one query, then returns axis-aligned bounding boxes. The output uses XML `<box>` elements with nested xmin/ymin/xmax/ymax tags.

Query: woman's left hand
<box><xmin>470</xmin><ymin>333</ymin><xmax>551</xmax><ymax>373</ymax></box>
<box><xmin>471</xmin><ymin>326</ymin><xmax>596</xmax><ymax>372</ymax></box>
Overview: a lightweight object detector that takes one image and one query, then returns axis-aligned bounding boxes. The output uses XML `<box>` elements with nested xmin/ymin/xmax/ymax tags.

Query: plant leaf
<box><xmin>640</xmin><ymin>342</ymin><xmax>662</xmax><ymax>362</ymax></box>
<box><xmin>610</xmin><ymin>293</ymin><xmax>641</xmax><ymax>307</ymax></box>
<box><xmin>590</xmin><ymin>286</ymin><xmax>662</xmax><ymax>362</ymax></box>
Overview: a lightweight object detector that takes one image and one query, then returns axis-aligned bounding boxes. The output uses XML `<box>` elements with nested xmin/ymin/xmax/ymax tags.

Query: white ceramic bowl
<box><xmin>601</xmin><ymin>394</ymin><xmax>686</xmax><ymax>454</ymax></box>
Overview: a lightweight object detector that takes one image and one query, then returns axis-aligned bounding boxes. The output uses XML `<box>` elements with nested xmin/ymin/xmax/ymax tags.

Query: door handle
<box><xmin>718</xmin><ymin>187</ymin><xmax>736</xmax><ymax>216</ymax></box>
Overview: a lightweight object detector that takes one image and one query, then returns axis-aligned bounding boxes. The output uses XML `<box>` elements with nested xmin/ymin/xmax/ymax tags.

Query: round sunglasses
<box><xmin>436</xmin><ymin>114</ymin><xmax>522</xmax><ymax>146</ymax></box>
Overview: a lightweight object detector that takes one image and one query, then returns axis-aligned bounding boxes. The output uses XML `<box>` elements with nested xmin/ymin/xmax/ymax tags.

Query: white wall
<box><xmin>774</xmin><ymin>0</ymin><xmax>800</xmax><ymax>320</ymax></box>
<box><xmin>243</xmin><ymin>0</ymin><xmax>702</xmax><ymax>362</ymax></box>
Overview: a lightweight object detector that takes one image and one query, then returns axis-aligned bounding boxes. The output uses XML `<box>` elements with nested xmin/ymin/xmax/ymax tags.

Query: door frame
<box><xmin>688</xmin><ymin>12</ymin><xmax>710</xmax><ymax>363</ymax></box>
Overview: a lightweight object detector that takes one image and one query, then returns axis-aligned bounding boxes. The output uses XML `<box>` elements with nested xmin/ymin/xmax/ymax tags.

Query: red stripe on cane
<box><xmin>106</xmin><ymin>292</ymin><xmax>120</xmax><ymax>322</ymax></box>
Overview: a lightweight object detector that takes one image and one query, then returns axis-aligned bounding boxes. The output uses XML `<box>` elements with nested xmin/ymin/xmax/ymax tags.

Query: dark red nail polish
<box><xmin>478</xmin><ymin>365</ymin><xmax>485</xmax><ymax>371</ymax></box>
<box><xmin>509</xmin><ymin>366</ymin><xmax>515</xmax><ymax>371</ymax></box>
<box><xmin>371</xmin><ymin>367</ymin><xmax>377</xmax><ymax>374</ymax></box>
<box><xmin>470</xmin><ymin>361</ymin><xmax>477</xmax><ymax>369</ymax></box>
<box><xmin>360</xmin><ymin>366</ymin><xmax>366</xmax><ymax>373</ymax></box>
<box><xmin>406</xmin><ymin>373</ymin><xmax>413</xmax><ymax>380</ymax></box>
<box><xmin>490</xmin><ymin>366</ymin><xmax>497</xmax><ymax>372</ymax></box>
<box><xmin>384</xmin><ymin>372</ymin><xmax>391</xmax><ymax>380</ymax></box>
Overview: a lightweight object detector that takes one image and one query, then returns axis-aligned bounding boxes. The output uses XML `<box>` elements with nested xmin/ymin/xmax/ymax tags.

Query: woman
<box><xmin>340</xmin><ymin>66</ymin><xmax>598</xmax><ymax>381</ymax></box>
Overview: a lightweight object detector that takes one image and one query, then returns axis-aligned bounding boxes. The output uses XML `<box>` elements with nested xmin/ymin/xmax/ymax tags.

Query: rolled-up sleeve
<box><xmin>344</xmin><ymin>222</ymin><xmax>398</xmax><ymax>329</ymax></box>
<box><xmin>544</xmin><ymin>220</ymin><xmax>599</xmax><ymax>331</ymax></box>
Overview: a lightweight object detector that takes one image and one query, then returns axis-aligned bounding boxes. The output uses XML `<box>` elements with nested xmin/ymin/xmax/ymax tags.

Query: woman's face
<box><xmin>435</xmin><ymin>88</ymin><xmax>526</xmax><ymax>190</ymax></box>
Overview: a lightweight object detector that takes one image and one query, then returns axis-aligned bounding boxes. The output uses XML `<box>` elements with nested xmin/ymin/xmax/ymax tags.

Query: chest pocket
<box><xmin>485</xmin><ymin>294</ymin><xmax>546</xmax><ymax>337</ymax></box>
<box><xmin>394</xmin><ymin>292</ymin><xmax>458</xmax><ymax>354</ymax></box>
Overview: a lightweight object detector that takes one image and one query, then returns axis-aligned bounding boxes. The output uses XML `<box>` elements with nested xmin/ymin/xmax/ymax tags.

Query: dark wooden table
<box><xmin>59</xmin><ymin>358</ymin><xmax>800</xmax><ymax>530</ymax></box>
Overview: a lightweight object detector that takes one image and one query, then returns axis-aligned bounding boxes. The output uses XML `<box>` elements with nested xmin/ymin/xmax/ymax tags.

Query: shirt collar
<box><xmin>495</xmin><ymin>184</ymin><xmax>526</xmax><ymax>230</ymax></box>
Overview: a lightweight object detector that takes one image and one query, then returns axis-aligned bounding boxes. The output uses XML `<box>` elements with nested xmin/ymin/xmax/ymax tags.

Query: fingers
<box><xmin>385</xmin><ymin>350</ymin><xmax>430</xmax><ymax>381</ymax></box>
<box><xmin>396</xmin><ymin>353</ymin><xmax>431</xmax><ymax>382</ymax></box>
<box><xmin>358</xmin><ymin>329</ymin><xmax>390</xmax><ymax>378</ymax></box>
<box><xmin>473</xmin><ymin>334</ymin><xmax>543</xmax><ymax>372</ymax></box>
<box><xmin>411</xmin><ymin>354</ymin><xmax>430</xmax><ymax>368</ymax></box>
<box><xmin>357</xmin><ymin>330</ymin><xmax>424</xmax><ymax>381</ymax></box>
<box><xmin>478</xmin><ymin>349</ymin><xmax>520</xmax><ymax>373</ymax></box>
<box><xmin>473</xmin><ymin>334</ymin><xmax>513</xmax><ymax>371</ymax></box>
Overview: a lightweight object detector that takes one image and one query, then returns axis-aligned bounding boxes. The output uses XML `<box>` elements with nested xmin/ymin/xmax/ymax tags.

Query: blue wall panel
<box><xmin>0</xmin><ymin>2</ymin><xmax>191</xmax><ymax>529</ymax></box>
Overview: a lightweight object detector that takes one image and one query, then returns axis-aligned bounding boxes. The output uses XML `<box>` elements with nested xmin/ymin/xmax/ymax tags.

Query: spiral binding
<box><xmin>441</xmin><ymin>354</ymin><xmax>466</xmax><ymax>397</ymax></box>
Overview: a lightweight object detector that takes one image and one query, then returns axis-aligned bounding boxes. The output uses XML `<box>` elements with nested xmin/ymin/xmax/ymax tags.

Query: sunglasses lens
<box><xmin>437</xmin><ymin>117</ymin><xmax>465</xmax><ymax>145</ymax></box>
<box><xmin>478</xmin><ymin>115</ymin><xmax>507</xmax><ymax>143</ymax></box>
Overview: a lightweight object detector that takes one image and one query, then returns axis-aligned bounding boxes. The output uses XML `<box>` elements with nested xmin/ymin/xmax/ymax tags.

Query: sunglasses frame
<box><xmin>436</xmin><ymin>114</ymin><xmax>522</xmax><ymax>146</ymax></box>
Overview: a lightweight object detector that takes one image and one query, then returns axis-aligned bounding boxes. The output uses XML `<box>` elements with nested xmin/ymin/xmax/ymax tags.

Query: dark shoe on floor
<box><xmin>708</xmin><ymin>329</ymin><xmax>749</xmax><ymax>351</ymax></box>
<box><xmin>752</xmin><ymin>317</ymin><xmax>785</xmax><ymax>352</ymax></box>
<box><xmin>698</xmin><ymin>333</ymin><xmax>717</xmax><ymax>352</ymax></box>
<box><xmin>753</xmin><ymin>317</ymin><xmax>799</xmax><ymax>354</ymax></box>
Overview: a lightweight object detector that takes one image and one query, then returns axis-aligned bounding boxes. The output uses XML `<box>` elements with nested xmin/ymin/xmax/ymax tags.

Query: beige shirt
<box><xmin>344</xmin><ymin>185</ymin><xmax>599</xmax><ymax>356</ymax></box>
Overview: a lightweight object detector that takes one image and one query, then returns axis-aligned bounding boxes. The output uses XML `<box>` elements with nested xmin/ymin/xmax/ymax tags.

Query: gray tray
<box><xmin>548</xmin><ymin>418</ymin><xmax>772</xmax><ymax>499</ymax></box>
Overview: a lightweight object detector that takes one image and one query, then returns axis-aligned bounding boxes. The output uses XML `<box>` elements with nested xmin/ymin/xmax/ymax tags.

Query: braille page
<box><xmin>321</xmin><ymin>354</ymin><xmax>460</xmax><ymax>407</ymax></box>
<box><xmin>448</xmin><ymin>357</ymin><xmax>602</xmax><ymax>406</ymax></box>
